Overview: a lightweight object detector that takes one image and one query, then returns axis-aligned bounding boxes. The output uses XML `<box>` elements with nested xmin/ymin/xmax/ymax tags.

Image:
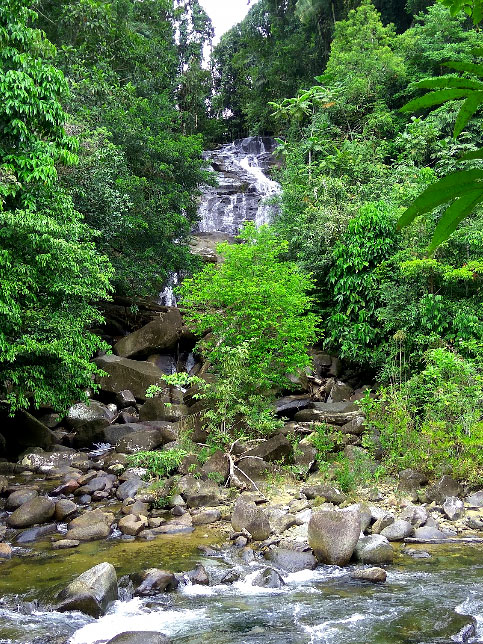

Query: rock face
<box><xmin>231</xmin><ymin>495</ymin><xmax>271</xmax><ymax>541</ymax></box>
<box><xmin>308</xmin><ymin>506</ymin><xmax>361</xmax><ymax>566</ymax></box>
<box><xmin>66</xmin><ymin>401</ymin><xmax>112</xmax><ymax>446</ymax></box>
<box><xmin>7</xmin><ymin>496</ymin><xmax>55</xmax><ymax>528</ymax></box>
<box><xmin>57</xmin><ymin>562</ymin><xmax>118</xmax><ymax>617</ymax></box>
<box><xmin>94</xmin><ymin>354</ymin><xmax>165</xmax><ymax>401</ymax></box>
<box><xmin>354</xmin><ymin>535</ymin><xmax>394</xmax><ymax>564</ymax></box>
<box><xmin>114</xmin><ymin>310</ymin><xmax>183</xmax><ymax>358</ymax></box>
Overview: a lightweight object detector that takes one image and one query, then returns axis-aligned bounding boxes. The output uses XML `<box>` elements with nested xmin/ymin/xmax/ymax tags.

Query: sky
<box><xmin>199</xmin><ymin>0</ymin><xmax>254</xmax><ymax>44</ymax></box>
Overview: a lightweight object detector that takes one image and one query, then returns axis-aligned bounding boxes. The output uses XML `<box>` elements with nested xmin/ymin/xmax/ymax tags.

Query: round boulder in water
<box><xmin>308</xmin><ymin>505</ymin><xmax>361</xmax><ymax>566</ymax></box>
<box><xmin>106</xmin><ymin>634</ymin><xmax>171</xmax><ymax>644</ymax></box>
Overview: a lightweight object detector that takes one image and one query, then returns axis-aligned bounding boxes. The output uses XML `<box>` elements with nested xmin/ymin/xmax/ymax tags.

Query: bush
<box><xmin>127</xmin><ymin>449</ymin><xmax>187</xmax><ymax>479</ymax></box>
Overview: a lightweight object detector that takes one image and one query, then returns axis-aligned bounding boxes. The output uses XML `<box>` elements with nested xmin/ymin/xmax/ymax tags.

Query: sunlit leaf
<box><xmin>428</xmin><ymin>190</ymin><xmax>483</xmax><ymax>252</ymax></box>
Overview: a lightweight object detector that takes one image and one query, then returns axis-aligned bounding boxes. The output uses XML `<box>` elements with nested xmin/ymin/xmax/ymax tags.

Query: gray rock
<box><xmin>413</xmin><ymin>526</ymin><xmax>449</xmax><ymax>540</ymax></box>
<box><xmin>372</xmin><ymin>514</ymin><xmax>395</xmax><ymax>534</ymax></box>
<box><xmin>350</xmin><ymin>567</ymin><xmax>387</xmax><ymax>583</ymax></box>
<box><xmin>7</xmin><ymin>496</ymin><xmax>55</xmax><ymax>528</ymax></box>
<box><xmin>265</xmin><ymin>547</ymin><xmax>317</xmax><ymax>572</ymax></box>
<box><xmin>6</xmin><ymin>488</ymin><xmax>38</xmax><ymax>510</ymax></box>
<box><xmin>0</xmin><ymin>543</ymin><xmax>12</xmax><ymax>559</ymax></box>
<box><xmin>235</xmin><ymin>456</ymin><xmax>273</xmax><ymax>488</ymax></box>
<box><xmin>139</xmin><ymin>398</ymin><xmax>188</xmax><ymax>423</ymax></box>
<box><xmin>52</xmin><ymin>539</ymin><xmax>80</xmax><ymax>550</ymax></box>
<box><xmin>465</xmin><ymin>490</ymin><xmax>483</xmax><ymax>508</ymax></box>
<box><xmin>186</xmin><ymin>563</ymin><xmax>209</xmax><ymax>585</ymax></box>
<box><xmin>327</xmin><ymin>380</ymin><xmax>353</xmax><ymax>403</ymax></box>
<box><xmin>426</xmin><ymin>476</ymin><xmax>462</xmax><ymax>504</ymax></box>
<box><xmin>398</xmin><ymin>469</ymin><xmax>428</xmax><ymax>493</ymax></box>
<box><xmin>381</xmin><ymin>519</ymin><xmax>414</xmax><ymax>541</ymax></box>
<box><xmin>117</xmin><ymin>477</ymin><xmax>146</xmax><ymax>501</ymax></box>
<box><xmin>354</xmin><ymin>535</ymin><xmax>394</xmax><ymax>564</ymax></box>
<box><xmin>275</xmin><ymin>395</ymin><xmax>312</xmax><ymax>417</ymax></box>
<box><xmin>115</xmin><ymin>428</ymin><xmax>171</xmax><ymax>454</ymax></box>
<box><xmin>114</xmin><ymin>310</ymin><xmax>183</xmax><ymax>358</ymax></box>
<box><xmin>94</xmin><ymin>354</ymin><xmax>165</xmax><ymax>401</ymax></box>
<box><xmin>115</xmin><ymin>390</ymin><xmax>137</xmax><ymax>408</ymax></box>
<box><xmin>231</xmin><ymin>495</ymin><xmax>271</xmax><ymax>541</ymax></box>
<box><xmin>57</xmin><ymin>562</ymin><xmax>118</xmax><ymax>617</ymax></box>
<box><xmin>443</xmin><ymin>496</ymin><xmax>464</xmax><ymax>520</ymax></box>
<box><xmin>106</xmin><ymin>633</ymin><xmax>171</xmax><ymax>644</ymax></box>
<box><xmin>133</xmin><ymin>569</ymin><xmax>178</xmax><ymax>595</ymax></box>
<box><xmin>294</xmin><ymin>402</ymin><xmax>361</xmax><ymax>425</ymax></box>
<box><xmin>192</xmin><ymin>509</ymin><xmax>221</xmax><ymax>525</ymax></box>
<box><xmin>201</xmin><ymin>450</ymin><xmax>230</xmax><ymax>482</ymax></box>
<box><xmin>66</xmin><ymin>401</ymin><xmax>112</xmax><ymax>447</ymax></box>
<box><xmin>66</xmin><ymin>523</ymin><xmax>111</xmax><ymax>542</ymax></box>
<box><xmin>308</xmin><ymin>506</ymin><xmax>361</xmax><ymax>565</ymax></box>
<box><xmin>302</xmin><ymin>484</ymin><xmax>346</xmax><ymax>505</ymax></box>
<box><xmin>240</xmin><ymin>434</ymin><xmax>294</xmax><ymax>464</ymax></box>
<box><xmin>400</xmin><ymin>505</ymin><xmax>428</xmax><ymax>528</ymax></box>
<box><xmin>251</xmin><ymin>567</ymin><xmax>285</xmax><ymax>589</ymax></box>
<box><xmin>16</xmin><ymin>523</ymin><xmax>58</xmax><ymax>543</ymax></box>
<box><xmin>178</xmin><ymin>475</ymin><xmax>221</xmax><ymax>508</ymax></box>
<box><xmin>119</xmin><ymin>514</ymin><xmax>148</xmax><ymax>536</ymax></box>
<box><xmin>340</xmin><ymin>416</ymin><xmax>365</xmax><ymax>435</ymax></box>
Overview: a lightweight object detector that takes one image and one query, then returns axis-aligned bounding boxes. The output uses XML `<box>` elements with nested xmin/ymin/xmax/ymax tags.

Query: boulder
<box><xmin>354</xmin><ymin>535</ymin><xmax>394</xmax><ymax>564</ymax></box>
<box><xmin>16</xmin><ymin>523</ymin><xmax>58</xmax><ymax>543</ymax></box>
<box><xmin>350</xmin><ymin>567</ymin><xmax>387</xmax><ymax>583</ymax></box>
<box><xmin>294</xmin><ymin>402</ymin><xmax>361</xmax><ymax>425</ymax></box>
<box><xmin>106</xmin><ymin>633</ymin><xmax>171</xmax><ymax>644</ymax></box>
<box><xmin>265</xmin><ymin>547</ymin><xmax>317</xmax><ymax>573</ymax></box>
<box><xmin>274</xmin><ymin>396</ymin><xmax>312</xmax><ymax>417</ymax></box>
<box><xmin>7</xmin><ymin>496</ymin><xmax>55</xmax><ymax>528</ymax></box>
<box><xmin>465</xmin><ymin>490</ymin><xmax>483</xmax><ymax>508</ymax></box>
<box><xmin>115</xmin><ymin>428</ymin><xmax>171</xmax><ymax>454</ymax></box>
<box><xmin>192</xmin><ymin>509</ymin><xmax>221</xmax><ymax>525</ymax></box>
<box><xmin>201</xmin><ymin>451</ymin><xmax>230</xmax><ymax>482</ymax></box>
<box><xmin>6</xmin><ymin>488</ymin><xmax>38</xmax><ymax>510</ymax></box>
<box><xmin>94</xmin><ymin>355</ymin><xmax>165</xmax><ymax>401</ymax></box>
<box><xmin>340</xmin><ymin>417</ymin><xmax>365</xmax><ymax>436</ymax></box>
<box><xmin>413</xmin><ymin>526</ymin><xmax>449</xmax><ymax>540</ymax></box>
<box><xmin>293</xmin><ymin>441</ymin><xmax>317</xmax><ymax>475</ymax></box>
<box><xmin>118</xmin><ymin>514</ymin><xmax>148</xmax><ymax>536</ymax></box>
<box><xmin>381</xmin><ymin>520</ymin><xmax>414</xmax><ymax>541</ymax></box>
<box><xmin>426</xmin><ymin>476</ymin><xmax>462</xmax><ymax>504</ymax></box>
<box><xmin>0</xmin><ymin>543</ymin><xmax>12</xmax><ymax>559</ymax></box>
<box><xmin>241</xmin><ymin>434</ymin><xmax>293</xmax><ymax>464</ymax></box>
<box><xmin>251</xmin><ymin>567</ymin><xmax>285</xmax><ymax>589</ymax></box>
<box><xmin>134</xmin><ymin>569</ymin><xmax>178</xmax><ymax>595</ymax></box>
<box><xmin>235</xmin><ymin>456</ymin><xmax>273</xmax><ymax>488</ymax></box>
<box><xmin>177</xmin><ymin>475</ymin><xmax>221</xmax><ymax>508</ymax></box>
<box><xmin>326</xmin><ymin>381</ymin><xmax>352</xmax><ymax>403</ymax></box>
<box><xmin>65</xmin><ymin>509</ymin><xmax>113</xmax><ymax>541</ymax></box>
<box><xmin>114</xmin><ymin>310</ymin><xmax>183</xmax><ymax>358</ymax></box>
<box><xmin>443</xmin><ymin>496</ymin><xmax>464</xmax><ymax>521</ymax></box>
<box><xmin>372</xmin><ymin>514</ymin><xmax>395</xmax><ymax>534</ymax></box>
<box><xmin>231</xmin><ymin>495</ymin><xmax>271</xmax><ymax>541</ymax></box>
<box><xmin>302</xmin><ymin>484</ymin><xmax>346</xmax><ymax>505</ymax></box>
<box><xmin>115</xmin><ymin>390</ymin><xmax>137</xmax><ymax>408</ymax></box>
<box><xmin>52</xmin><ymin>539</ymin><xmax>80</xmax><ymax>550</ymax></box>
<box><xmin>186</xmin><ymin>563</ymin><xmax>209</xmax><ymax>586</ymax></box>
<box><xmin>398</xmin><ymin>469</ymin><xmax>428</xmax><ymax>493</ymax></box>
<box><xmin>1</xmin><ymin>411</ymin><xmax>55</xmax><ymax>458</ymax></box>
<box><xmin>65</xmin><ymin>401</ymin><xmax>112</xmax><ymax>447</ymax></box>
<box><xmin>117</xmin><ymin>476</ymin><xmax>147</xmax><ymax>501</ymax></box>
<box><xmin>57</xmin><ymin>562</ymin><xmax>118</xmax><ymax>617</ymax></box>
<box><xmin>400</xmin><ymin>505</ymin><xmax>428</xmax><ymax>528</ymax></box>
<box><xmin>139</xmin><ymin>398</ymin><xmax>188</xmax><ymax>423</ymax></box>
<box><xmin>308</xmin><ymin>506</ymin><xmax>361</xmax><ymax>565</ymax></box>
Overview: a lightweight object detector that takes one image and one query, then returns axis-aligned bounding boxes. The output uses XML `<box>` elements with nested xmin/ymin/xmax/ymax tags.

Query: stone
<box><xmin>426</xmin><ymin>476</ymin><xmax>462</xmax><ymax>504</ymax></box>
<box><xmin>117</xmin><ymin>477</ymin><xmax>146</xmax><ymax>501</ymax></box>
<box><xmin>7</xmin><ymin>496</ymin><xmax>55</xmax><ymax>528</ymax></box>
<box><xmin>66</xmin><ymin>401</ymin><xmax>112</xmax><ymax>447</ymax></box>
<box><xmin>66</xmin><ymin>523</ymin><xmax>111</xmax><ymax>541</ymax></box>
<box><xmin>326</xmin><ymin>380</ymin><xmax>352</xmax><ymax>403</ymax></box>
<box><xmin>192</xmin><ymin>509</ymin><xmax>221</xmax><ymax>525</ymax></box>
<box><xmin>114</xmin><ymin>310</ymin><xmax>183</xmax><ymax>358</ymax></box>
<box><xmin>231</xmin><ymin>495</ymin><xmax>271</xmax><ymax>541</ymax></box>
<box><xmin>354</xmin><ymin>535</ymin><xmax>394</xmax><ymax>564</ymax></box>
<box><xmin>52</xmin><ymin>539</ymin><xmax>80</xmax><ymax>550</ymax></box>
<box><xmin>57</xmin><ymin>562</ymin><xmax>118</xmax><ymax>617</ymax></box>
<box><xmin>134</xmin><ymin>569</ymin><xmax>178</xmax><ymax>595</ymax></box>
<box><xmin>350</xmin><ymin>567</ymin><xmax>387</xmax><ymax>583</ymax></box>
<box><xmin>274</xmin><ymin>395</ymin><xmax>312</xmax><ymax>417</ymax></box>
<box><xmin>139</xmin><ymin>398</ymin><xmax>188</xmax><ymax>423</ymax></box>
<box><xmin>94</xmin><ymin>354</ymin><xmax>165</xmax><ymax>401</ymax></box>
<box><xmin>340</xmin><ymin>417</ymin><xmax>365</xmax><ymax>436</ymax></box>
<box><xmin>116</xmin><ymin>390</ymin><xmax>137</xmax><ymax>408</ymax></box>
<box><xmin>308</xmin><ymin>506</ymin><xmax>361</xmax><ymax>566</ymax></box>
<box><xmin>265</xmin><ymin>547</ymin><xmax>317</xmax><ymax>573</ymax></box>
<box><xmin>400</xmin><ymin>505</ymin><xmax>428</xmax><ymax>528</ymax></box>
<box><xmin>294</xmin><ymin>402</ymin><xmax>361</xmax><ymax>425</ymax></box>
<box><xmin>251</xmin><ymin>567</ymin><xmax>285</xmax><ymax>589</ymax></box>
<box><xmin>1</xmin><ymin>411</ymin><xmax>55</xmax><ymax>458</ymax></box>
<box><xmin>118</xmin><ymin>514</ymin><xmax>148</xmax><ymax>536</ymax></box>
<box><xmin>235</xmin><ymin>456</ymin><xmax>273</xmax><ymax>488</ymax></box>
<box><xmin>443</xmin><ymin>496</ymin><xmax>465</xmax><ymax>521</ymax></box>
<box><xmin>106</xmin><ymin>633</ymin><xmax>171</xmax><ymax>644</ymax></box>
<box><xmin>398</xmin><ymin>469</ymin><xmax>428</xmax><ymax>493</ymax></box>
<box><xmin>241</xmin><ymin>434</ymin><xmax>293</xmax><ymax>464</ymax></box>
<box><xmin>16</xmin><ymin>523</ymin><xmax>58</xmax><ymax>543</ymax></box>
<box><xmin>380</xmin><ymin>520</ymin><xmax>414</xmax><ymax>541</ymax></box>
<box><xmin>0</xmin><ymin>543</ymin><xmax>12</xmax><ymax>559</ymax></box>
<box><xmin>115</xmin><ymin>428</ymin><xmax>170</xmax><ymax>454</ymax></box>
<box><xmin>303</xmin><ymin>483</ymin><xmax>346</xmax><ymax>505</ymax></box>
<box><xmin>465</xmin><ymin>490</ymin><xmax>483</xmax><ymax>508</ymax></box>
<box><xmin>6</xmin><ymin>488</ymin><xmax>38</xmax><ymax>510</ymax></box>
<box><xmin>178</xmin><ymin>475</ymin><xmax>221</xmax><ymax>508</ymax></box>
<box><xmin>201</xmin><ymin>450</ymin><xmax>230</xmax><ymax>482</ymax></box>
<box><xmin>186</xmin><ymin>563</ymin><xmax>209</xmax><ymax>585</ymax></box>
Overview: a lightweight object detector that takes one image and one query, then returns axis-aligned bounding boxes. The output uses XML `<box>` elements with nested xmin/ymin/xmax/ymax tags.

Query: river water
<box><xmin>0</xmin><ymin>534</ymin><xmax>482</xmax><ymax>644</ymax></box>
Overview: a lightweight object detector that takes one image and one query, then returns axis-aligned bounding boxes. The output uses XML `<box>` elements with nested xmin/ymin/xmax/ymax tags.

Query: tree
<box><xmin>0</xmin><ymin>0</ymin><xmax>112</xmax><ymax>413</ymax></box>
<box><xmin>178</xmin><ymin>224</ymin><xmax>319</xmax><ymax>438</ymax></box>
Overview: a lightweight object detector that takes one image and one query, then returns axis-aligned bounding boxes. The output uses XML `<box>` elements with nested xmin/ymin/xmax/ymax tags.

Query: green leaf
<box><xmin>401</xmin><ymin>89</ymin><xmax>472</xmax><ymax>113</ymax></box>
<box><xmin>454</xmin><ymin>92</ymin><xmax>483</xmax><ymax>137</ymax></box>
<box><xmin>428</xmin><ymin>190</ymin><xmax>483</xmax><ymax>252</ymax></box>
<box><xmin>413</xmin><ymin>77</ymin><xmax>483</xmax><ymax>91</ymax></box>
<box><xmin>460</xmin><ymin>148</ymin><xmax>483</xmax><ymax>160</ymax></box>
<box><xmin>443</xmin><ymin>61</ymin><xmax>483</xmax><ymax>77</ymax></box>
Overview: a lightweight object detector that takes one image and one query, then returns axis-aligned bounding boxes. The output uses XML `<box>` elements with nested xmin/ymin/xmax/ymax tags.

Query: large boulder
<box><xmin>308</xmin><ymin>506</ymin><xmax>361</xmax><ymax>565</ymax></box>
<box><xmin>115</xmin><ymin>427</ymin><xmax>173</xmax><ymax>454</ymax></box>
<box><xmin>114</xmin><ymin>310</ymin><xmax>183</xmax><ymax>358</ymax></box>
<box><xmin>398</xmin><ymin>469</ymin><xmax>428</xmax><ymax>493</ymax></box>
<box><xmin>139</xmin><ymin>399</ymin><xmax>188</xmax><ymax>423</ymax></box>
<box><xmin>235</xmin><ymin>456</ymin><xmax>273</xmax><ymax>488</ymax></box>
<box><xmin>426</xmin><ymin>476</ymin><xmax>462</xmax><ymax>504</ymax></box>
<box><xmin>177</xmin><ymin>475</ymin><xmax>221</xmax><ymax>508</ymax></box>
<box><xmin>6</xmin><ymin>487</ymin><xmax>38</xmax><ymax>510</ymax></box>
<box><xmin>294</xmin><ymin>402</ymin><xmax>361</xmax><ymax>425</ymax></box>
<box><xmin>443</xmin><ymin>496</ymin><xmax>464</xmax><ymax>521</ymax></box>
<box><xmin>57</xmin><ymin>562</ymin><xmax>118</xmax><ymax>617</ymax></box>
<box><xmin>66</xmin><ymin>401</ymin><xmax>112</xmax><ymax>447</ymax></box>
<box><xmin>116</xmin><ymin>476</ymin><xmax>147</xmax><ymax>501</ymax></box>
<box><xmin>107</xmin><ymin>633</ymin><xmax>171</xmax><ymax>644</ymax></box>
<box><xmin>241</xmin><ymin>434</ymin><xmax>293</xmax><ymax>464</ymax></box>
<box><xmin>354</xmin><ymin>535</ymin><xmax>394</xmax><ymax>564</ymax></box>
<box><xmin>94</xmin><ymin>355</ymin><xmax>165</xmax><ymax>401</ymax></box>
<box><xmin>65</xmin><ymin>508</ymin><xmax>114</xmax><ymax>541</ymax></box>
<box><xmin>231</xmin><ymin>495</ymin><xmax>271</xmax><ymax>541</ymax></box>
<box><xmin>7</xmin><ymin>496</ymin><xmax>55</xmax><ymax>528</ymax></box>
<box><xmin>265</xmin><ymin>547</ymin><xmax>317</xmax><ymax>573</ymax></box>
<box><xmin>381</xmin><ymin>519</ymin><xmax>414</xmax><ymax>541</ymax></box>
<box><xmin>1</xmin><ymin>411</ymin><xmax>55</xmax><ymax>458</ymax></box>
<box><xmin>200</xmin><ymin>450</ymin><xmax>230</xmax><ymax>482</ymax></box>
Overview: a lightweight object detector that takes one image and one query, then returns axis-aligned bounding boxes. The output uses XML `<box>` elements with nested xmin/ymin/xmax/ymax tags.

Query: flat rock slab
<box><xmin>94</xmin><ymin>355</ymin><xmax>165</xmax><ymax>401</ymax></box>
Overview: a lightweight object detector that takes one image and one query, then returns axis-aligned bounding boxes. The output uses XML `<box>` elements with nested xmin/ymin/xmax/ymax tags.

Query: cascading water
<box><xmin>159</xmin><ymin>136</ymin><xmax>281</xmax><ymax>306</ymax></box>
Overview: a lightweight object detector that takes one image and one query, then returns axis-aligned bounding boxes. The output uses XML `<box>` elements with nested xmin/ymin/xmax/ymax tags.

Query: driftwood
<box><xmin>404</xmin><ymin>537</ymin><xmax>483</xmax><ymax>544</ymax></box>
